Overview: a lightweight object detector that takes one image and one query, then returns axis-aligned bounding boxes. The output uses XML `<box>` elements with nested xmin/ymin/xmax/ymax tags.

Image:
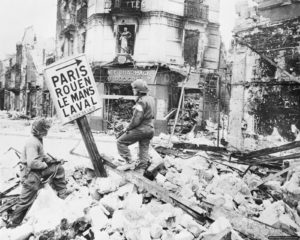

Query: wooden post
<box><xmin>168</xmin><ymin>66</ymin><xmax>191</xmax><ymax>146</ymax></box>
<box><xmin>76</xmin><ymin>116</ymin><xmax>107</xmax><ymax>177</ymax></box>
<box><xmin>217</xmin><ymin>76</ymin><xmax>221</xmax><ymax>147</ymax></box>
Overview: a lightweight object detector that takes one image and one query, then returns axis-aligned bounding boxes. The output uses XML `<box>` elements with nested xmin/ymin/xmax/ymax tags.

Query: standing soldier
<box><xmin>117</xmin><ymin>79</ymin><xmax>155</xmax><ymax>172</ymax></box>
<box><xmin>9</xmin><ymin>118</ymin><xmax>69</xmax><ymax>227</ymax></box>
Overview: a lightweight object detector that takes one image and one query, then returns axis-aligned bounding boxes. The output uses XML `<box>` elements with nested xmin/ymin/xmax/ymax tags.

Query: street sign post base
<box><xmin>76</xmin><ymin>116</ymin><xmax>107</xmax><ymax>177</ymax></box>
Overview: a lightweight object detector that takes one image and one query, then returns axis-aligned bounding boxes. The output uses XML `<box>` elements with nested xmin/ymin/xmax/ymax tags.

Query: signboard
<box><xmin>107</xmin><ymin>69</ymin><xmax>157</xmax><ymax>84</ymax></box>
<box><xmin>44</xmin><ymin>54</ymin><xmax>101</xmax><ymax>124</ymax></box>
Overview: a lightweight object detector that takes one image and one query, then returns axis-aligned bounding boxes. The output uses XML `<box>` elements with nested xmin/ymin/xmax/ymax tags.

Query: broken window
<box><xmin>184</xmin><ymin>30</ymin><xmax>200</xmax><ymax>66</ymax></box>
<box><xmin>117</xmin><ymin>25</ymin><xmax>135</xmax><ymax>55</ymax></box>
<box><xmin>104</xmin><ymin>83</ymin><xmax>135</xmax><ymax>125</ymax></box>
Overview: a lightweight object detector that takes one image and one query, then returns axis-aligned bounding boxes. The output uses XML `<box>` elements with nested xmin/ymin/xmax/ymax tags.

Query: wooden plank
<box><xmin>248</xmin><ymin>152</ymin><xmax>300</xmax><ymax>165</ymax></box>
<box><xmin>235</xmin><ymin>141</ymin><xmax>300</xmax><ymax>161</ymax></box>
<box><xmin>76</xmin><ymin>116</ymin><xmax>107</xmax><ymax>177</ymax></box>
<box><xmin>173</xmin><ymin>142</ymin><xmax>227</xmax><ymax>153</ymax></box>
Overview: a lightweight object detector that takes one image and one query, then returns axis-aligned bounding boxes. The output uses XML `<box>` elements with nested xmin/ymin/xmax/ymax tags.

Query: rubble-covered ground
<box><xmin>0</xmin><ymin>112</ymin><xmax>300</xmax><ymax>240</ymax></box>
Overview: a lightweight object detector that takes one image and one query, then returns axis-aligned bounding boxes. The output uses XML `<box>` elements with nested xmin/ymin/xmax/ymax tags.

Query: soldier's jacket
<box><xmin>19</xmin><ymin>136</ymin><xmax>49</xmax><ymax>180</ymax></box>
<box><xmin>126</xmin><ymin>95</ymin><xmax>155</xmax><ymax>131</ymax></box>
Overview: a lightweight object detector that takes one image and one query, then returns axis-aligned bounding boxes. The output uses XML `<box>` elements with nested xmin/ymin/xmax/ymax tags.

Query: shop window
<box><xmin>117</xmin><ymin>25</ymin><xmax>135</xmax><ymax>55</ymax></box>
<box><xmin>184</xmin><ymin>30</ymin><xmax>200</xmax><ymax>67</ymax></box>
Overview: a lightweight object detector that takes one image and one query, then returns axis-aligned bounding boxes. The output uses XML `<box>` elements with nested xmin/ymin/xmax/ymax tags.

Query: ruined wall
<box><xmin>229</xmin><ymin>14</ymin><xmax>300</xmax><ymax>150</ymax></box>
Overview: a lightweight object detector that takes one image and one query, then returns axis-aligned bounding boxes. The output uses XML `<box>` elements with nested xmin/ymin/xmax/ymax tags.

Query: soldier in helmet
<box><xmin>9</xmin><ymin>118</ymin><xmax>69</xmax><ymax>227</ymax></box>
<box><xmin>117</xmin><ymin>79</ymin><xmax>155</xmax><ymax>172</ymax></box>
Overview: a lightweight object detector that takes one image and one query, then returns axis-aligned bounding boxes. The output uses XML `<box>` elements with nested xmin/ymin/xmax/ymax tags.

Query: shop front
<box><xmin>89</xmin><ymin>65</ymin><xmax>184</xmax><ymax>135</ymax></box>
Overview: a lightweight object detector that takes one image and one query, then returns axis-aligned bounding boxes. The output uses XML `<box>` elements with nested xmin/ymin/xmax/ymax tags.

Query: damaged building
<box><xmin>228</xmin><ymin>0</ymin><xmax>300</xmax><ymax>150</ymax></box>
<box><xmin>0</xmin><ymin>27</ymin><xmax>56</xmax><ymax>118</ymax></box>
<box><xmin>56</xmin><ymin>0</ymin><xmax>227</xmax><ymax>133</ymax></box>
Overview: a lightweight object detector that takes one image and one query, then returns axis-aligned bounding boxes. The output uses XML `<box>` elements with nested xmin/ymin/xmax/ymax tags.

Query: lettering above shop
<box><xmin>107</xmin><ymin>68</ymin><xmax>157</xmax><ymax>84</ymax></box>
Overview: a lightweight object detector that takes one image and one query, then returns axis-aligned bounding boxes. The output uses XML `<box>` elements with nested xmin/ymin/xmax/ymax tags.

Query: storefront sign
<box><xmin>44</xmin><ymin>54</ymin><xmax>101</xmax><ymax>124</ymax></box>
<box><xmin>107</xmin><ymin>68</ymin><xmax>157</xmax><ymax>84</ymax></box>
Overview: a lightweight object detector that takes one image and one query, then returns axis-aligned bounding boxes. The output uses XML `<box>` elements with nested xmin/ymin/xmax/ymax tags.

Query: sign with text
<box><xmin>107</xmin><ymin>69</ymin><xmax>157</xmax><ymax>84</ymax></box>
<box><xmin>44</xmin><ymin>54</ymin><xmax>101</xmax><ymax>124</ymax></box>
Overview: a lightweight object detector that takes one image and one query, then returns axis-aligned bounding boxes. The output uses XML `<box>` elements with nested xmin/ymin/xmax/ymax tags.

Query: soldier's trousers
<box><xmin>117</xmin><ymin>126</ymin><xmax>154</xmax><ymax>168</ymax></box>
<box><xmin>10</xmin><ymin>164</ymin><xmax>66</xmax><ymax>225</ymax></box>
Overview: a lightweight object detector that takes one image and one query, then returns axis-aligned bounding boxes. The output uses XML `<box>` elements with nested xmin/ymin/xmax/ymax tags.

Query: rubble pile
<box><xmin>6</xmin><ymin>111</ymin><xmax>30</xmax><ymax>120</ymax></box>
<box><xmin>1</xmin><ymin>168</ymin><xmax>212</xmax><ymax>240</ymax></box>
<box><xmin>1</xmin><ymin>133</ymin><xmax>300</xmax><ymax>240</ymax></box>
<box><xmin>151</xmin><ymin>147</ymin><xmax>300</xmax><ymax>239</ymax></box>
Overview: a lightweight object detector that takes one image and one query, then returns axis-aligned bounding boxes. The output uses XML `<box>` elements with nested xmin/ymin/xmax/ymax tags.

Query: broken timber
<box><xmin>173</xmin><ymin>142</ymin><xmax>227</xmax><ymax>153</ymax></box>
<box><xmin>232</xmin><ymin>141</ymin><xmax>300</xmax><ymax>161</ymax></box>
<box><xmin>248</xmin><ymin>152</ymin><xmax>300</xmax><ymax>165</ymax></box>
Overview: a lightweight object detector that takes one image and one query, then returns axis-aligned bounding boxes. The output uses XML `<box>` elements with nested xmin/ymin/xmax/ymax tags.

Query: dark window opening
<box><xmin>184</xmin><ymin>30</ymin><xmax>200</xmax><ymax>67</ymax></box>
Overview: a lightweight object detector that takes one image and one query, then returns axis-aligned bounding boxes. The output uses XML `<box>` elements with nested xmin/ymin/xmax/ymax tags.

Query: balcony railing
<box><xmin>105</xmin><ymin>0</ymin><xmax>141</xmax><ymax>13</ymax></box>
<box><xmin>184</xmin><ymin>1</ymin><xmax>208</xmax><ymax>20</ymax></box>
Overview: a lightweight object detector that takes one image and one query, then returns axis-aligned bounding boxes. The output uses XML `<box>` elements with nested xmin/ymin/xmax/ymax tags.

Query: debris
<box><xmin>258</xmin><ymin>200</ymin><xmax>300</xmax><ymax>235</ymax></box>
<box><xmin>150</xmin><ymin>223</ymin><xmax>163</xmax><ymax>239</ymax></box>
<box><xmin>173</xmin><ymin>142</ymin><xmax>227</xmax><ymax>153</ymax></box>
<box><xmin>201</xmin><ymin>217</ymin><xmax>233</xmax><ymax>240</ymax></box>
<box><xmin>174</xmin><ymin>229</ymin><xmax>194</xmax><ymax>240</ymax></box>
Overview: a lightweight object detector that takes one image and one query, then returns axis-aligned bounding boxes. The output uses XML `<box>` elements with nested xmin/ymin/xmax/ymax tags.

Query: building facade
<box><xmin>228</xmin><ymin>0</ymin><xmax>300</xmax><ymax>150</ymax></box>
<box><xmin>56</xmin><ymin>0</ymin><xmax>223</xmax><ymax>132</ymax></box>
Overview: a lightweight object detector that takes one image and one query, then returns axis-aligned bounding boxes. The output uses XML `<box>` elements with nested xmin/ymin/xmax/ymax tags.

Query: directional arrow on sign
<box><xmin>56</xmin><ymin>59</ymin><xmax>82</xmax><ymax>71</ymax></box>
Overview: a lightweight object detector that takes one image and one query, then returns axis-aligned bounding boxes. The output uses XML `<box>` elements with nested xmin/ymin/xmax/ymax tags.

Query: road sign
<box><xmin>44</xmin><ymin>54</ymin><xmax>101</xmax><ymax>124</ymax></box>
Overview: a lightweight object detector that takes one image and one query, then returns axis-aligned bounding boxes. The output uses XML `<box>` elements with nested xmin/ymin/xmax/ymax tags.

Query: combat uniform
<box><xmin>117</xmin><ymin>94</ymin><xmax>155</xmax><ymax>170</ymax></box>
<box><xmin>10</xmin><ymin>119</ymin><xmax>67</xmax><ymax>226</ymax></box>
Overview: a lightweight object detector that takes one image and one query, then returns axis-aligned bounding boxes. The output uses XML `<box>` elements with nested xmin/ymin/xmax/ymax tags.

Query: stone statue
<box><xmin>119</xmin><ymin>27</ymin><xmax>132</xmax><ymax>54</ymax></box>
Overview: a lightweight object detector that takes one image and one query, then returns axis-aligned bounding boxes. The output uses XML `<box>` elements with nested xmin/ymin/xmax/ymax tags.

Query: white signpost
<box><xmin>44</xmin><ymin>54</ymin><xmax>107</xmax><ymax>177</ymax></box>
<box><xmin>44</xmin><ymin>54</ymin><xmax>101</xmax><ymax>124</ymax></box>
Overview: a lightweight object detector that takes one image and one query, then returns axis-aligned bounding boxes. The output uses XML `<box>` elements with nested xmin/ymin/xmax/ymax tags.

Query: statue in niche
<box><xmin>119</xmin><ymin>27</ymin><xmax>132</xmax><ymax>54</ymax></box>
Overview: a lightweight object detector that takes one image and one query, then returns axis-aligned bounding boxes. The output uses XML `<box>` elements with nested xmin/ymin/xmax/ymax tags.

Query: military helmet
<box><xmin>131</xmin><ymin>79</ymin><xmax>149</xmax><ymax>93</ymax></box>
<box><xmin>31</xmin><ymin>118</ymin><xmax>52</xmax><ymax>137</ymax></box>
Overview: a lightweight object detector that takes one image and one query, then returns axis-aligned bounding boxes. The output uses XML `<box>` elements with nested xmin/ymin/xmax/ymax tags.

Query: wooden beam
<box><xmin>76</xmin><ymin>116</ymin><xmax>107</xmax><ymax>177</ymax></box>
<box><xmin>173</xmin><ymin>142</ymin><xmax>227</xmax><ymax>153</ymax></box>
<box><xmin>234</xmin><ymin>141</ymin><xmax>300</xmax><ymax>161</ymax></box>
<box><xmin>168</xmin><ymin>66</ymin><xmax>192</xmax><ymax>146</ymax></box>
<box><xmin>248</xmin><ymin>152</ymin><xmax>300</xmax><ymax>165</ymax></box>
